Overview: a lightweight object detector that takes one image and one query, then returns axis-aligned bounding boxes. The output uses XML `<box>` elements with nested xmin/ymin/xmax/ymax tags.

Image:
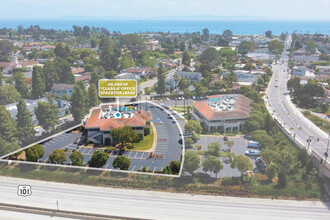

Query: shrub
<box><xmin>221</xmin><ymin>177</ymin><xmax>241</xmax><ymax>186</ymax></box>
<box><xmin>277</xmin><ymin>170</ymin><xmax>287</xmax><ymax>188</ymax></box>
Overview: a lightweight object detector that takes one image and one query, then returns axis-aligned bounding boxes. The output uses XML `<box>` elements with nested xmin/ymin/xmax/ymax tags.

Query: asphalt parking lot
<box><xmin>39</xmin><ymin>131</ymin><xmax>83</xmax><ymax>162</ymax></box>
<box><xmin>33</xmin><ymin>102</ymin><xmax>183</xmax><ymax>173</ymax></box>
<box><xmin>189</xmin><ymin>135</ymin><xmax>258</xmax><ymax>178</ymax></box>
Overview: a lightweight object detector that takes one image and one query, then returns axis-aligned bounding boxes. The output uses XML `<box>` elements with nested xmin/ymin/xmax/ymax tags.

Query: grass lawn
<box><xmin>303</xmin><ymin>111</ymin><xmax>330</xmax><ymax>133</ymax></box>
<box><xmin>132</xmin><ymin>126</ymin><xmax>154</xmax><ymax>151</ymax></box>
<box><xmin>172</xmin><ymin>106</ymin><xmax>186</xmax><ymax>113</ymax></box>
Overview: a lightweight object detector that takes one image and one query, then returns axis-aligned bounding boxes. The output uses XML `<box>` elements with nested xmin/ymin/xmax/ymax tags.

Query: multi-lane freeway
<box><xmin>266</xmin><ymin>36</ymin><xmax>329</xmax><ymax>164</ymax></box>
<box><xmin>0</xmin><ymin>176</ymin><xmax>329</xmax><ymax>220</ymax></box>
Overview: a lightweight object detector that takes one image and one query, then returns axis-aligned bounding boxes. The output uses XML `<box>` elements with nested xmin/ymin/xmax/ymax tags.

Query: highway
<box><xmin>0</xmin><ymin>176</ymin><xmax>329</xmax><ymax>220</ymax></box>
<box><xmin>266</xmin><ymin>36</ymin><xmax>329</xmax><ymax>164</ymax></box>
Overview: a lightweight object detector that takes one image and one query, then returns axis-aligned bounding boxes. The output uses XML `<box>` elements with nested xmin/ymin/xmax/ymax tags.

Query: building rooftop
<box><xmin>193</xmin><ymin>94</ymin><xmax>253</xmax><ymax>120</ymax></box>
<box><xmin>51</xmin><ymin>83</ymin><xmax>74</xmax><ymax>91</ymax></box>
<box><xmin>85</xmin><ymin>104</ymin><xmax>152</xmax><ymax>131</ymax></box>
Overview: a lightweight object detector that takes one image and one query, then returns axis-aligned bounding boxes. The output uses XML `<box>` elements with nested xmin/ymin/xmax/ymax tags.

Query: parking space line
<box><xmin>128</xmin><ymin>151</ymin><xmax>133</xmax><ymax>157</ymax></box>
<box><xmin>153</xmin><ymin>167</ymin><xmax>156</xmax><ymax>172</ymax></box>
<box><xmin>132</xmin><ymin>165</ymin><xmax>136</xmax><ymax>171</ymax></box>
<box><xmin>105</xmin><ymin>163</ymin><xmax>110</xmax><ymax>169</ymax></box>
<box><xmin>147</xmin><ymin>166</ymin><xmax>149</xmax><ymax>170</ymax></box>
<box><xmin>86</xmin><ymin>149</ymin><xmax>93</xmax><ymax>154</ymax></box>
<box><xmin>140</xmin><ymin>153</ymin><xmax>144</xmax><ymax>158</ymax></box>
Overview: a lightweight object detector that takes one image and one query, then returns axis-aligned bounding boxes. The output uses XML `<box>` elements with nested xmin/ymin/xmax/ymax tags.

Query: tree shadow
<box><xmin>194</xmin><ymin>172</ymin><xmax>218</xmax><ymax>184</ymax></box>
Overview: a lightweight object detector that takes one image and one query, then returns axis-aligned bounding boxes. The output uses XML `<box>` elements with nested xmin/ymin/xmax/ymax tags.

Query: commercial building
<box><xmin>84</xmin><ymin>105</ymin><xmax>152</xmax><ymax>145</ymax></box>
<box><xmin>191</xmin><ymin>94</ymin><xmax>253</xmax><ymax>133</ymax></box>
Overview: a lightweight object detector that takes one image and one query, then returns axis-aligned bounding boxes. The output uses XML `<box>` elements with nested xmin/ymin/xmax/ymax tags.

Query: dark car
<box><xmin>223</xmin><ymin>136</ymin><xmax>228</xmax><ymax>141</ymax></box>
<box><xmin>255</xmin><ymin>157</ymin><xmax>266</xmax><ymax>172</ymax></box>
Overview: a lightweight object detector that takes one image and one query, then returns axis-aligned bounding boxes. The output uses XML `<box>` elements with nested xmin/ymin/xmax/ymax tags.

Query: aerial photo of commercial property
<box><xmin>0</xmin><ymin>0</ymin><xmax>329</xmax><ymax>219</ymax></box>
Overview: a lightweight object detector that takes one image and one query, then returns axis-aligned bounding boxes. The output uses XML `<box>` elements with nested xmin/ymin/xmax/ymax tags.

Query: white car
<box><xmin>245</xmin><ymin>150</ymin><xmax>260</xmax><ymax>156</ymax></box>
<box><xmin>166</xmin><ymin>97</ymin><xmax>170</xmax><ymax>101</ymax></box>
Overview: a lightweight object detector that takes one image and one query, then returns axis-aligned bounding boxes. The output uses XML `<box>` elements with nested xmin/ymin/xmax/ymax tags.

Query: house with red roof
<box><xmin>191</xmin><ymin>94</ymin><xmax>253</xmax><ymax>133</ymax></box>
<box><xmin>84</xmin><ymin>104</ymin><xmax>152</xmax><ymax>145</ymax></box>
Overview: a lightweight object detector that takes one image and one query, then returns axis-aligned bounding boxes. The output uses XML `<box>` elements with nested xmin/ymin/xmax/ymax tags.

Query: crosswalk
<box><xmin>153</xmin><ymin>124</ymin><xmax>169</xmax><ymax>155</ymax></box>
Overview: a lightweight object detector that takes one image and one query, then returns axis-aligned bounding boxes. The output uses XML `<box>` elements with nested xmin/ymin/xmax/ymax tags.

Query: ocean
<box><xmin>1</xmin><ymin>20</ymin><xmax>329</xmax><ymax>35</ymax></box>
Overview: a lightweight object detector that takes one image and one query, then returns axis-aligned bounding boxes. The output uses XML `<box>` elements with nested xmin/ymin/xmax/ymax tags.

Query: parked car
<box><xmin>181</xmin><ymin>97</ymin><xmax>185</xmax><ymax>100</ymax></box>
<box><xmin>178</xmin><ymin>97</ymin><xmax>181</xmax><ymax>100</ymax></box>
<box><xmin>247</xmin><ymin>141</ymin><xmax>260</xmax><ymax>148</ymax></box>
<box><xmin>255</xmin><ymin>157</ymin><xmax>266</xmax><ymax>173</ymax></box>
<box><xmin>223</xmin><ymin>136</ymin><xmax>228</xmax><ymax>141</ymax></box>
<box><xmin>192</xmin><ymin>96</ymin><xmax>196</xmax><ymax>100</ymax></box>
<box><xmin>166</xmin><ymin>97</ymin><xmax>170</xmax><ymax>101</ymax></box>
<box><xmin>245</xmin><ymin>150</ymin><xmax>260</xmax><ymax>156</ymax></box>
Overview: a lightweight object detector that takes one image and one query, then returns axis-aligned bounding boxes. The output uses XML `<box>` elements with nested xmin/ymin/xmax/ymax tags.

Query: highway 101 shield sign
<box><xmin>98</xmin><ymin>79</ymin><xmax>137</xmax><ymax>98</ymax></box>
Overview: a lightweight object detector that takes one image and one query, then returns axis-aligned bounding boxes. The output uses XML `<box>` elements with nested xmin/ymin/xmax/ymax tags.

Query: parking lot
<box><xmin>31</xmin><ymin>102</ymin><xmax>183</xmax><ymax>173</ymax></box>
<box><xmin>39</xmin><ymin>131</ymin><xmax>83</xmax><ymax>162</ymax></box>
<box><xmin>189</xmin><ymin>134</ymin><xmax>258</xmax><ymax>178</ymax></box>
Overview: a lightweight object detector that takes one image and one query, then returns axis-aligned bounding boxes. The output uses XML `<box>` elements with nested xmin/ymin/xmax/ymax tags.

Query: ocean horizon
<box><xmin>0</xmin><ymin>20</ymin><xmax>329</xmax><ymax>35</ymax></box>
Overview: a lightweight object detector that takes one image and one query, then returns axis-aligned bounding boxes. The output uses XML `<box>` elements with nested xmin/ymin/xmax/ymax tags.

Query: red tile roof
<box><xmin>85</xmin><ymin>105</ymin><xmax>152</xmax><ymax>131</ymax></box>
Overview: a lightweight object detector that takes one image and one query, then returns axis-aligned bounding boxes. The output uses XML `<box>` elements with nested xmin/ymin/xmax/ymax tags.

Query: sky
<box><xmin>1</xmin><ymin>0</ymin><xmax>330</xmax><ymax>20</ymax></box>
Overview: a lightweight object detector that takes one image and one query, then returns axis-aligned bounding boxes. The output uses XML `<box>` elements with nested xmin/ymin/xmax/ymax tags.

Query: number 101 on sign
<box><xmin>17</xmin><ymin>185</ymin><xmax>32</xmax><ymax>197</ymax></box>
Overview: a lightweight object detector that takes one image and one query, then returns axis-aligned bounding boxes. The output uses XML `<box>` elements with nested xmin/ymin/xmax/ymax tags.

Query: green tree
<box><xmin>199</xmin><ymin>47</ymin><xmax>220</xmax><ymax>66</ymax></box>
<box><xmin>88</xmin><ymin>150</ymin><xmax>109</xmax><ymax>168</ymax></box>
<box><xmin>305</xmin><ymin>39</ymin><xmax>316</xmax><ymax>54</ymax></box>
<box><xmin>55</xmin><ymin>58</ymin><xmax>74</xmax><ymax>84</ymax></box>
<box><xmin>202</xmin><ymin>28</ymin><xmax>210</xmax><ymax>41</ymax></box>
<box><xmin>206</xmin><ymin>142</ymin><xmax>222</xmax><ymax>157</ymax></box>
<box><xmin>223</xmin><ymin>30</ymin><xmax>233</xmax><ymax>41</ymax></box>
<box><xmin>230</xmin><ymin>155</ymin><xmax>253</xmax><ymax>181</ymax></box>
<box><xmin>238</xmin><ymin>41</ymin><xmax>257</xmax><ymax>56</ymax></box>
<box><xmin>287</xmin><ymin>77</ymin><xmax>301</xmax><ymax>91</ymax></box>
<box><xmin>54</xmin><ymin>43</ymin><xmax>69</xmax><ymax>58</ymax></box>
<box><xmin>119</xmin><ymin>55</ymin><xmax>135</xmax><ymax>70</ymax></box>
<box><xmin>0</xmin><ymin>84</ymin><xmax>21</xmax><ymax>105</ymax></box>
<box><xmin>182</xmin><ymin>51</ymin><xmax>190</xmax><ymax>66</ymax></box>
<box><xmin>170</xmin><ymin>161</ymin><xmax>181</xmax><ymax>174</ymax></box>
<box><xmin>69</xmin><ymin>151</ymin><xmax>84</xmax><ymax>166</ymax></box>
<box><xmin>16</xmin><ymin>99</ymin><xmax>35</xmax><ymax>145</ymax></box>
<box><xmin>71</xmin><ymin>83</ymin><xmax>86</xmax><ymax>122</ymax></box>
<box><xmin>0</xmin><ymin>40</ymin><xmax>14</xmax><ymax>57</ymax></box>
<box><xmin>0</xmin><ymin>105</ymin><xmax>17</xmax><ymax>143</ymax></box>
<box><xmin>178</xmin><ymin>77</ymin><xmax>189</xmax><ymax>91</ymax></box>
<box><xmin>180</xmin><ymin>41</ymin><xmax>185</xmax><ymax>51</ymax></box>
<box><xmin>112</xmin><ymin>155</ymin><xmax>131</xmax><ymax>170</ymax></box>
<box><xmin>224</xmin><ymin>140</ymin><xmax>234</xmax><ymax>152</ymax></box>
<box><xmin>49</xmin><ymin>149</ymin><xmax>66</xmax><ymax>164</ymax></box>
<box><xmin>43</xmin><ymin>60</ymin><xmax>57</xmax><ymax>91</ymax></box>
<box><xmin>173</xmin><ymin>75</ymin><xmax>180</xmax><ymax>90</ymax></box>
<box><xmin>156</xmin><ymin>65</ymin><xmax>166</xmax><ymax>96</ymax></box>
<box><xmin>0</xmin><ymin>137</ymin><xmax>20</xmax><ymax>157</ymax></box>
<box><xmin>88</xmin><ymin>83</ymin><xmax>100</xmax><ymax>108</ymax></box>
<box><xmin>35</xmin><ymin>101</ymin><xmax>58</xmax><ymax>132</ymax></box>
<box><xmin>183</xmin><ymin>151</ymin><xmax>200</xmax><ymax>175</ymax></box>
<box><xmin>14</xmin><ymin>72</ymin><xmax>28</xmax><ymax>97</ymax></box>
<box><xmin>184</xmin><ymin>120</ymin><xmax>202</xmax><ymax>134</ymax></box>
<box><xmin>120</xmin><ymin>34</ymin><xmax>145</xmax><ymax>60</ymax></box>
<box><xmin>111</xmin><ymin>126</ymin><xmax>139</xmax><ymax>148</ymax></box>
<box><xmin>268</xmin><ymin>40</ymin><xmax>284</xmax><ymax>58</ymax></box>
<box><xmin>277</xmin><ymin>170</ymin><xmax>287</xmax><ymax>188</ymax></box>
<box><xmin>202</xmin><ymin>155</ymin><xmax>224</xmax><ymax>178</ymax></box>
<box><xmin>265</xmin><ymin>161</ymin><xmax>278</xmax><ymax>181</ymax></box>
<box><xmin>298</xmin><ymin>149</ymin><xmax>309</xmax><ymax>167</ymax></box>
<box><xmin>32</xmin><ymin>66</ymin><xmax>45</xmax><ymax>99</ymax></box>
<box><xmin>265</xmin><ymin>30</ymin><xmax>272</xmax><ymax>38</ymax></box>
<box><xmin>25</xmin><ymin>144</ymin><xmax>44</xmax><ymax>162</ymax></box>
